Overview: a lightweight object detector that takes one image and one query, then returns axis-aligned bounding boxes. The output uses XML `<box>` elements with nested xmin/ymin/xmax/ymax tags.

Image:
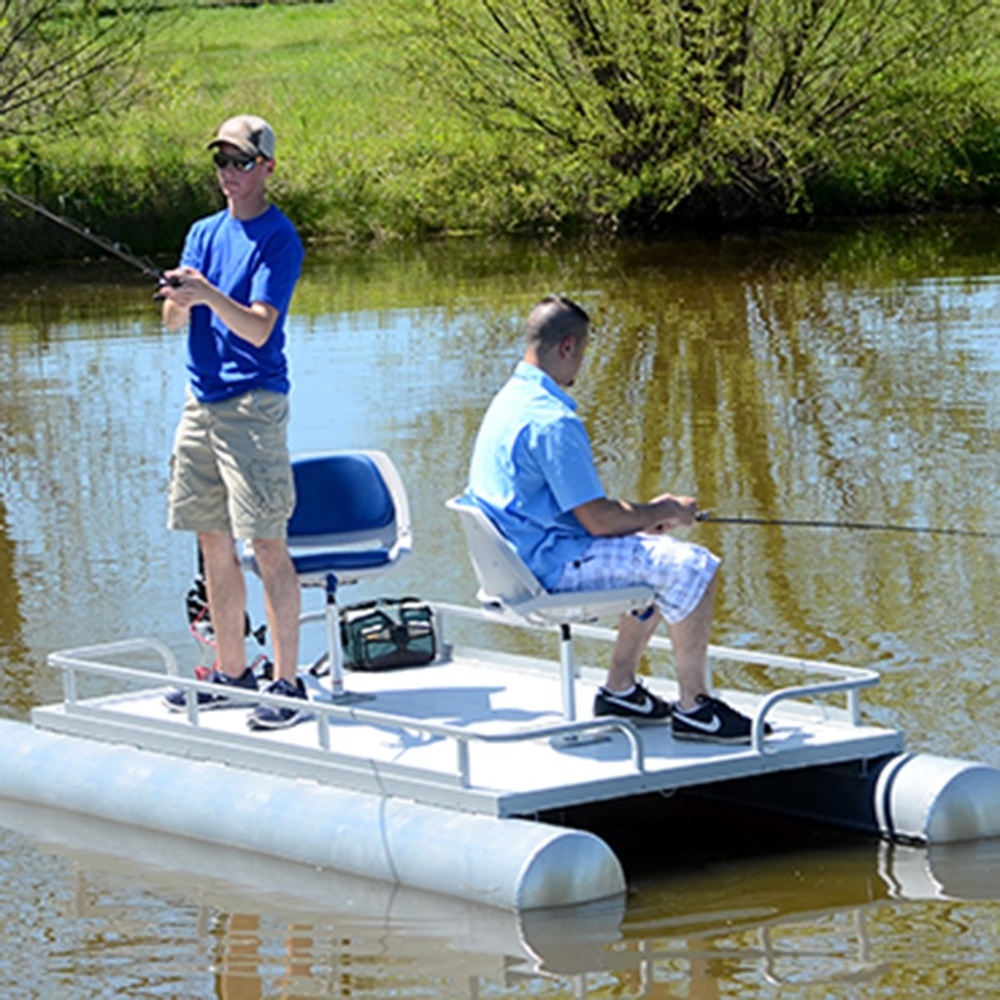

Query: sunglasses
<box><xmin>212</xmin><ymin>151</ymin><xmax>262</xmax><ymax>172</ymax></box>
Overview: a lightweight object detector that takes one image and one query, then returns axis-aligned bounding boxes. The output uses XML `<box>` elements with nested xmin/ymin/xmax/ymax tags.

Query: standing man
<box><xmin>466</xmin><ymin>295</ymin><xmax>767</xmax><ymax>743</ymax></box>
<box><xmin>159</xmin><ymin>114</ymin><xmax>308</xmax><ymax>731</ymax></box>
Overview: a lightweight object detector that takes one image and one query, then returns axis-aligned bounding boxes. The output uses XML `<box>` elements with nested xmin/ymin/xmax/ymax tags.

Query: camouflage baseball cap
<box><xmin>207</xmin><ymin>114</ymin><xmax>276</xmax><ymax>159</ymax></box>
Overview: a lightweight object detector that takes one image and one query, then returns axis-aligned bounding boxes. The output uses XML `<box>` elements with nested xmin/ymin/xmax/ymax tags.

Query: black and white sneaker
<box><xmin>672</xmin><ymin>694</ymin><xmax>772</xmax><ymax>744</ymax></box>
<box><xmin>163</xmin><ymin>666</ymin><xmax>259</xmax><ymax>712</ymax></box>
<box><xmin>593</xmin><ymin>681</ymin><xmax>672</xmax><ymax>721</ymax></box>
<box><xmin>247</xmin><ymin>676</ymin><xmax>313</xmax><ymax>731</ymax></box>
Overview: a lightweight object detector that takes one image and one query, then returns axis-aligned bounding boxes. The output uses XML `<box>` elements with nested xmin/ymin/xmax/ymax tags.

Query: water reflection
<box><xmin>0</xmin><ymin>499</ymin><xmax>27</xmax><ymax>671</ymax></box>
<box><xmin>0</xmin><ymin>216</ymin><xmax>999</xmax><ymax>995</ymax></box>
<box><xmin>6</xmin><ymin>219</ymin><xmax>994</xmax><ymax>736</ymax></box>
<box><xmin>621</xmin><ymin>839</ymin><xmax>1000</xmax><ymax>996</ymax></box>
<box><xmin>1</xmin><ymin>796</ymin><xmax>1000</xmax><ymax>997</ymax></box>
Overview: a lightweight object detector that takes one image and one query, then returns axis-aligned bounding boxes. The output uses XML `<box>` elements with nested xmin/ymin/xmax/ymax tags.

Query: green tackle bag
<box><xmin>339</xmin><ymin>597</ymin><xmax>436</xmax><ymax>670</ymax></box>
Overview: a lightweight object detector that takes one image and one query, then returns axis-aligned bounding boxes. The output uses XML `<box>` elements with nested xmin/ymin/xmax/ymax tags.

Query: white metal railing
<box><xmin>45</xmin><ymin>600</ymin><xmax>882</xmax><ymax>781</ymax></box>
<box><xmin>46</xmin><ymin>638</ymin><xmax>647</xmax><ymax>789</ymax></box>
<box><xmin>434</xmin><ymin>602</ymin><xmax>882</xmax><ymax>755</ymax></box>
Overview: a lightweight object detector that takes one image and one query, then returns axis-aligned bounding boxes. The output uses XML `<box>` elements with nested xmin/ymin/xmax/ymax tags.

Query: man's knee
<box><xmin>198</xmin><ymin>531</ymin><xmax>239</xmax><ymax>567</ymax></box>
<box><xmin>249</xmin><ymin>537</ymin><xmax>295</xmax><ymax>579</ymax></box>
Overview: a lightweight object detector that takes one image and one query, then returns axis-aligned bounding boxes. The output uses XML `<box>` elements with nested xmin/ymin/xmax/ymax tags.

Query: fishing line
<box><xmin>1</xmin><ymin>183</ymin><xmax>174</xmax><ymax>291</ymax></box>
<box><xmin>696</xmin><ymin>512</ymin><xmax>998</xmax><ymax>540</ymax></box>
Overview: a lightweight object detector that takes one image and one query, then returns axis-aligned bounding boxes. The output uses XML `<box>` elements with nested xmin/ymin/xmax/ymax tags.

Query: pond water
<box><xmin>0</xmin><ymin>214</ymin><xmax>998</xmax><ymax>996</ymax></box>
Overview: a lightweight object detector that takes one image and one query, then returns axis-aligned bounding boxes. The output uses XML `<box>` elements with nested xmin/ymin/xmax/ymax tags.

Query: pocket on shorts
<box><xmin>220</xmin><ymin>390</ymin><xmax>294</xmax><ymax>538</ymax></box>
<box><xmin>241</xmin><ymin>389</ymin><xmax>289</xmax><ymax>426</ymax></box>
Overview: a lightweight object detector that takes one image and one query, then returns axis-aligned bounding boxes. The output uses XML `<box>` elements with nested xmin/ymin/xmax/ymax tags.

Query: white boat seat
<box><xmin>245</xmin><ymin>450</ymin><xmax>412</xmax><ymax>697</ymax></box>
<box><xmin>446</xmin><ymin>495</ymin><xmax>654</xmax><ymax>719</ymax></box>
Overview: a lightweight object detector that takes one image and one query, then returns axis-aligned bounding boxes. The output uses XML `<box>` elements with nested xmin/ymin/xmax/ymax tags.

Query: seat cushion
<box><xmin>291</xmin><ymin>549</ymin><xmax>392</xmax><ymax>577</ymax></box>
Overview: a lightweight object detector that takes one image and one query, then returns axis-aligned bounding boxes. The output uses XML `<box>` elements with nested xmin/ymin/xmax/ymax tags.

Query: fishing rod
<box><xmin>696</xmin><ymin>511</ymin><xmax>999</xmax><ymax>541</ymax></box>
<box><xmin>1</xmin><ymin>183</ymin><xmax>173</xmax><ymax>291</ymax></box>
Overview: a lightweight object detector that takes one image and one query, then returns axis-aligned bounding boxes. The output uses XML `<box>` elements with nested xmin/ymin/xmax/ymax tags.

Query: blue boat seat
<box><xmin>246</xmin><ymin>450</ymin><xmax>412</xmax><ymax>697</ymax></box>
<box><xmin>446</xmin><ymin>495</ymin><xmax>653</xmax><ymax>720</ymax></box>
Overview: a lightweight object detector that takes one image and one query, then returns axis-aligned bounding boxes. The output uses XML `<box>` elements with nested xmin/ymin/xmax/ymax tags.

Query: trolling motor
<box><xmin>0</xmin><ymin>183</ymin><xmax>179</xmax><ymax>297</ymax></box>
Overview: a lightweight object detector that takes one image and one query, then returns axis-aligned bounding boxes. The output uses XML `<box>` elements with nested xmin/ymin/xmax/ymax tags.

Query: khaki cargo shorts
<box><xmin>167</xmin><ymin>388</ymin><xmax>295</xmax><ymax>540</ymax></box>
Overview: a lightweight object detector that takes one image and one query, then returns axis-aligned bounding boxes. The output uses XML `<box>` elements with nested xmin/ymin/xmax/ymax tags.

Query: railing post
<box><xmin>64</xmin><ymin>665</ymin><xmax>77</xmax><ymax>705</ymax></box>
<box><xmin>560</xmin><ymin>624</ymin><xmax>576</xmax><ymax>721</ymax></box>
<box><xmin>847</xmin><ymin>688</ymin><xmax>860</xmax><ymax>724</ymax></box>
<box><xmin>457</xmin><ymin>738</ymin><xmax>471</xmax><ymax>787</ymax></box>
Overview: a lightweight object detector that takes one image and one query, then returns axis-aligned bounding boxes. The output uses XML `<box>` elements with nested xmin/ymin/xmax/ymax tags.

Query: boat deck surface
<box><xmin>35</xmin><ymin>603</ymin><xmax>903</xmax><ymax>818</ymax></box>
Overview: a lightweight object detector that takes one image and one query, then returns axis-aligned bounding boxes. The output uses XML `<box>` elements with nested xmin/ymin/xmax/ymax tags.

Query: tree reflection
<box><xmin>0</xmin><ymin>498</ymin><xmax>28</xmax><ymax>713</ymax></box>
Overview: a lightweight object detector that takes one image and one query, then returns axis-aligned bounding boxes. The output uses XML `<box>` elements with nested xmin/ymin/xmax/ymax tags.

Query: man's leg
<box><xmin>247</xmin><ymin>536</ymin><xmax>300</xmax><ymax>683</ymax></box>
<box><xmin>605</xmin><ymin>575</ymin><xmax>715</xmax><ymax>709</ymax></box>
<box><xmin>667</xmin><ymin>575</ymin><xmax>770</xmax><ymax>741</ymax></box>
<box><xmin>667</xmin><ymin>575</ymin><xmax>716</xmax><ymax>712</ymax></box>
<box><xmin>605</xmin><ymin>607</ymin><xmax>662</xmax><ymax>692</ymax></box>
<box><xmin>559</xmin><ymin>534</ymin><xmax>720</xmax><ymax>717</ymax></box>
<box><xmin>199</xmin><ymin>530</ymin><xmax>249</xmax><ymax>678</ymax></box>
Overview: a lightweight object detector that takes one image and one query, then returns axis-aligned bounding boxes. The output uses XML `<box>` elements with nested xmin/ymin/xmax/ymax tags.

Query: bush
<box><xmin>0</xmin><ymin>0</ymin><xmax>998</xmax><ymax>264</ymax></box>
<box><xmin>389</xmin><ymin>0</ymin><xmax>1000</xmax><ymax>226</ymax></box>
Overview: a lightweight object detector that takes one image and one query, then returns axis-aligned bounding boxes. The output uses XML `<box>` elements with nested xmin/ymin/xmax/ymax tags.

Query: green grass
<box><xmin>0</xmin><ymin>1</ymin><xmax>998</xmax><ymax>261</ymax></box>
<box><xmin>2</xmin><ymin>2</ymin><xmax>511</xmax><ymax>255</ymax></box>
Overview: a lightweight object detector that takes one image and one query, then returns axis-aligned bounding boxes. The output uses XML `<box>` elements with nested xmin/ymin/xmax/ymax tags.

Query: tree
<box><xmin>393</xmin><ymin>0</ymin><xmax>999</xmax><ymax>223</ymax></box>
<box><xmin>0</xmin><ymin>0</ymin><xmax>164</xmax><ymax>141</ymax></box>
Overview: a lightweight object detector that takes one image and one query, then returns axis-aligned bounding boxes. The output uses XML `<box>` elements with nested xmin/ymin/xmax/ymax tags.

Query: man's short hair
<box><xmin>525</xmin><ymin>295</ymin><xmax>590</xmax><ymax>354</ymax></box>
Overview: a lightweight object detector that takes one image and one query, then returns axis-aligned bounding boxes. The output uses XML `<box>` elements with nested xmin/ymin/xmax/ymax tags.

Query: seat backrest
<box><xmin>289</xmin><ymin>451</ymin><xmax>411</xmax><ymax>553</ymax></box>
<box><xmin>445</xmin><ymin>495</ymin><xmax>545</xmax><ymax>608</ymax></box>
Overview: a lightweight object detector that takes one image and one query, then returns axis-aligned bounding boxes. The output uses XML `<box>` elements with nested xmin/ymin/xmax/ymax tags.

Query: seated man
<box><xmin>465</xmin><ymin>294</ymin><xmax>765</xmax><ymax>744</ymax></box>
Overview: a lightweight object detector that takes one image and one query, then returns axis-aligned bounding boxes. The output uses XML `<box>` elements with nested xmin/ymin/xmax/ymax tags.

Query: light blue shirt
<box><xmin>467</xmin><ymin>361</ymin><xmax>605</xmax><ymax>589</ymax></box>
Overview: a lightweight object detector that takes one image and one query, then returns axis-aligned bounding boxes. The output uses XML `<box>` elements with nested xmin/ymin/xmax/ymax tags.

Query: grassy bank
<box><xmin>0</xmin><ymin>1</ymin><xmax>998</xmax><ymax>265</ymax></box>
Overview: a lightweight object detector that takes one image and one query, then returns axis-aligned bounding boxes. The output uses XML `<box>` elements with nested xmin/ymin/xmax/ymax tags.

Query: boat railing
<box><xmin>47</xmin><ymin>640</ymin><xmax>649</xmax><ymax>788</ymax></box>
<box><xmin>46</xmin><ymin>600</ymin><xmax>882</xmax><ymax>785</ymax></box>
<box><xmin>433</xmin><ymin>602</ymin><xmax>882</xmax><ymax>755</ymax></box>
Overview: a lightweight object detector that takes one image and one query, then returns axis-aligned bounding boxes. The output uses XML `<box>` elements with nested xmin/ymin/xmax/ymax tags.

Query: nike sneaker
<box><xmin>672</xmin><ymin>693</ymin><xmax>772</xmax><ymax>744</ymax></box>
<box><xmin>593</xmin><ymin>681</ymin><xmax>672</xmax><ymax>721</ymax></box>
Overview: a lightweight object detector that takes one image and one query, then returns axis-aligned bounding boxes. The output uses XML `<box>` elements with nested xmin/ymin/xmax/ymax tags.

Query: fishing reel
<box><xmin>153</xmin><ymin>272</ymin><xmax>183</xmax><ymax>302</ymax></box>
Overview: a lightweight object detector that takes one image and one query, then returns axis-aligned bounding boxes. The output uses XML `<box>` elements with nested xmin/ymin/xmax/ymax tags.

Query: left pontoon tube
<box><xmin>0</xmin><ymin>720</ymin><xmax>625</xmax><ymax>910</ymax></box>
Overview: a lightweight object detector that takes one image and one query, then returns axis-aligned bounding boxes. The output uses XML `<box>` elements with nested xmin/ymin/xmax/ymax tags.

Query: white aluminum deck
<box><xmin>36</xmin><ymin>602</ymin><xmax>903</xmax><ymax>818</ymax></box>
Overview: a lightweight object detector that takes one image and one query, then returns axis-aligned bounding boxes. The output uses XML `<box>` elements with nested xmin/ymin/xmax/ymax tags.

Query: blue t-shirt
<box><xmin>180</xmin><ymin>205</ymin><xmax>304</xmax><ymax>402</ymax></box>
<box><xmin>467</xmin><ymin>361</ymin><xmax>605</xmax><ymax>589</ymax></box>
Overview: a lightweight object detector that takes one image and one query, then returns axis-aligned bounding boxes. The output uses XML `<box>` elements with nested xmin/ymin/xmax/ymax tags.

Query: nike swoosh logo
<box><xmin>677</xmin><ymin>713</ymin><xmax>722</xmax><ymax>733</ymax></box>
<box><xmin>605</xmin><ymin>693</ymin><xmax>657</xmax><ymax>715</ymax></box>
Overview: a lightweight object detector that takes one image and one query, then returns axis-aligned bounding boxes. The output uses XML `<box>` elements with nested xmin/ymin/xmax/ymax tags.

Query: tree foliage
<box><xmin>0</xmin><ymin>0</ymin><xmax>165</xmax><ymax>141</ymax></box>
<box><xmin>393</xmin><ymin>0</ymin><xmax>1000</xmax><ymax>223</ymax></box>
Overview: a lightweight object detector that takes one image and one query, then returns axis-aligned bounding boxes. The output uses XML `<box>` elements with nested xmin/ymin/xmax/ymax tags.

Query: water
<box><xmin>0</xmin><ymin>214</ymin><xmax>998</xmax><ymax>996</ymax></box>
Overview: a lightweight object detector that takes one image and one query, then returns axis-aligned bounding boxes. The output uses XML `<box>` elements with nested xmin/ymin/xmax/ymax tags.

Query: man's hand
<box><xmin>158</xmin><ymin>266</ymin><xmax>278</xmax><ymax>347</ymax></box>
<box><xmin>646</xmin><ymin>493</ymin><xmax>699</xmax><ymax>533</ymax></box>
<box><xmin>160</xmin><ymin>267</ymin><xmax>222</xmax><ymax>313</ymax></box>
<box><xmin>159</xmin><ymin>266</ymin><xmax>199</xmax><ymax>331</ymax></box>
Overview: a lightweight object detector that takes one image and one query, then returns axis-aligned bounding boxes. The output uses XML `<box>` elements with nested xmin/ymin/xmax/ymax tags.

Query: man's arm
<box><xmin>573</xmin><ymin>493</ymin><xmax>699</xmax><ymax>537</ymax></box>
<box><xmin>161</xmin><ymin>296</ymin><xmax>190</xmax><ymax>333</ymax></box>
<box><xmin>158</xmin><ymin>266</ymin><xmax>279</xmax><ymax>347</ymax></box>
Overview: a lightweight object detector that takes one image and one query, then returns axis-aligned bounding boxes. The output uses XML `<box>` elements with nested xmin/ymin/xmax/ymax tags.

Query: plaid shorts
<box><xmin>554</xmin><ymin>533</ymin><xmax>720</xmax><ymax>625</ymax></box>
